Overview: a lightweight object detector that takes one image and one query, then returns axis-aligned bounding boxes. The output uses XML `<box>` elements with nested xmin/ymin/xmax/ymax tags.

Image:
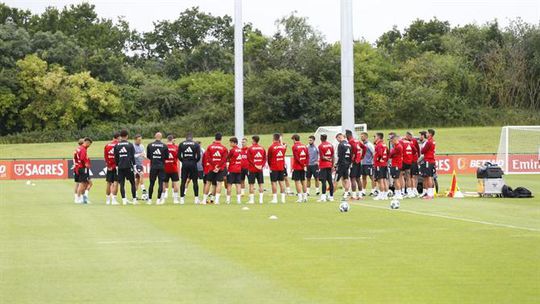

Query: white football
<box><xmin>390</xmin><ymin>199</ymin><xmax>400</xmax><ymax>209</ymax></box>
<box><xmin>339</xmin><ymin>201</ymin><xmax>350</xmax><ymax>212</ymax></box>
<box><xmin>141</xmin><ymin>193</ymin><xmax>149</xmax><ymax>200</ymax></box>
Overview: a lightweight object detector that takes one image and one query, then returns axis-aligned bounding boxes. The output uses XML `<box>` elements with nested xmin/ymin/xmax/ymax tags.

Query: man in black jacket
<box><xmin>178</xmin><ymin>132</ymin><xmax>201</xmax><ymax>204</ymax></box>
<box><xmin>114</xmin><ymin>129</ymin><xmax>137</xmax><ymax>205</ymax></box>
<box><xmin>336</xmin><ymin>133</ymin><xmax>352</xmax><ymax>198</ymax></box>
<box><xmin>146</xmin><ymin>132</ymin><xmax>169</xmax><ymax>204</ymax></box>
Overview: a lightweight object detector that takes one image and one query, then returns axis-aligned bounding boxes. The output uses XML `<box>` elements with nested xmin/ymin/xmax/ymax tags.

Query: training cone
<box><xmin>447</xmin><ymin>170</ymin><xmax>464</xmax><ymax>198</ymax></box>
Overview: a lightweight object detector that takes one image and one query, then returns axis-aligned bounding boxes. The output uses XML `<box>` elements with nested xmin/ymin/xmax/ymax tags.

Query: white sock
<box><xmin>215</xmin><ymin>194</ymin><xmax>220</xmax><ymax>203</ymax></box>
<box><xmin>237</xmin><ymin>194</ymin><xmax>241</xmax><ymax>203</ymax></box>
<box><xmin>303</xmin><ymin>192</ymin><xmax>308</xmax><ymax>200</ymax></box>
<box><xmin>249</xmin><ymin>194</ymin><xmax>254</xmax><ymax>202</ymax></box>
<box><xmin>286</xmin><ymin>187</ymin><xmax>291</xmax><ymax>193</ymax></box>
<box><xmin>164</xmin><ymin>189</ymin><xmax>168</xmax><ymax>198</ymax></box>
<box><xmin>281</xmin><ymin>193</ymin><xmax>286</xmax><ymax>203</ymax></box>
<box><xmin>84</xmin><ymin>190</ymin><xmax>89</xmax><ymax>197</ymax></box>
<box><xmin>226</xmin><ymin>195</ymin><xmax>231</xmax><ymax>203</ymax></box>
<box><xmin>112</xmin><ymin>195</ymin><xmax>117</xmax><ymax>202</ymax></box>
<box><xmin>272</xmin><ymin>194</ymin><xmax>277</xmax><ymax>201</ymax></box>
<box><xmin>428</xmin><ymin>188</ymin><xmax>434</xmax><ymax>197</ymax></box>
<box><xmin>297</xmin><ymin>193</ymin><xmax>302</xmax><ymax>200</ymax></box>
<box><xmin>106</xmin><ymin>196</ymin><xmax>111</xmax><ymax>203</ymax></box>
<box><xmin>259</xmin><ymin>193</ymin><xmax>264</xmax><ymax>203</ymax></box>
<box><xmin>173</xmin><ymin>192</ymin><xmax>179</xmax><ymax>199</ymax></box>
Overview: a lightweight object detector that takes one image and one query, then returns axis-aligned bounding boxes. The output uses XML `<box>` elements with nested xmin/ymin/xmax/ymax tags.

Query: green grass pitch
<box><xmin>1</xmin><ymin>174</ymin><xmax>539</xmax><ymax>303</ymax></box>
<box><xmin>1</xmin><ymin>125</ymin><xmax>539</xmax><ymax>303</ymax></box>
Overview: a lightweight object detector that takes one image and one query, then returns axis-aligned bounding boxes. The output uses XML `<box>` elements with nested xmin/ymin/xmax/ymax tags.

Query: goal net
<box><xmin>313</xmin><ymin>123</ymin><xmax>368</xmax><ymax>146</ymax></box>
<box><xmin>496</xmin><ymin>126</ymin><xmax>540</xmax><ymax>174</ymax></box>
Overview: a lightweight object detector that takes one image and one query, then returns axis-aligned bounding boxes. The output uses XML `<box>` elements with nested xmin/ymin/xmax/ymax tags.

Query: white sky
<box><xmin>6</xmin><ymin>0</ymin><xmax>540</xmax><ymax>43</ymax></box>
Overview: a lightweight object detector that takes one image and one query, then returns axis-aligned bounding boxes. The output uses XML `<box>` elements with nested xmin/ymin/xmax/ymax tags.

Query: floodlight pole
<box><xmin>340</xmin><ymin>0</ymin><xmax>355</xmax><ymax>132</ymax></box>
<box><xmin>234</xmin><ymin>0</ymin><xmax>244</xmax><ymax>143</ymax></box>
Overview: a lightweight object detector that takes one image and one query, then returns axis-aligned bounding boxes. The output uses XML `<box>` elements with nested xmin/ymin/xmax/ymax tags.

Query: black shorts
<box><xmin>336</xmin><ymin>164</ymin><xmax>350</xmax><ymax>181</ymax></box>
<box><xmin>117</xmin><ymin>167</ymin><xmax>135</xmax><ymax>182</ymax></box>
<box><xmin>411</xmin><ymin>162</ymin><xmax>420</xmax><ymax>176</ymax></box>
<box><xmin>134</xmin><ymin>165</ymin><xmax>144</xmax><ymax>178</ymax></box>
<box><xmin>106</xmin><ymin>169</ymin><xmax>118</xmax><ymax>183</ymax></box>
<box><xmin>422</xmin><ymin>162</ymin><xmax>436</xmax><ymax>177</ymax></box>
<box><xmin>181</xmin><ymin>162</ymin><xmax>199</xmax><ymax>181</ymax></box>
<box><xmin>164</xmin><ymin>172</ymin><xmax>179</xmax><ymax>182</ymax></box>
<box><xmin>227</xmin><ymin>172</ymin><xmax>242</xmax><ymax>184</ymax></box>
<box><xmin>292</xmin><ymin>170</ymin><xmax>306</xmax><ymax>181</ymax></box>
<box><xmin>306</xmin><ymin>165</ymin><xmax>319</xmax><ymax>179</ymax></box>
<box><xmin>350</xmin><ymin>163</ymin><xmax>362</xmax><ymax>178</ymax></box>
<box><xmin>360</xmin><ymin>164</ymin><xmax>373</xmax><ymax>176</ymax></box>
<box><xmin>374</xmin><ymin>166</ymin><xmax>388</xmax><ymax>181</ymax></box>
<box><xmin>248</xmin><ymin>171</ymin><xmax>264</xmax><ymax>184</ymax></box>
<box><xmin>402</xmin><ymin>163</ymin><xmax>412</xmax><ymax>171</ymax></box>
<box><xmin>206</xmin><ymin>170</ymin><xmax>225</xmax><ymax>185</ymax></box>
<box><xmin>149</xmin><ymin>168</ymin><xmax>165</xmax><ymax>182</ymax></box>
<box><xmin>77</xmin><ymin>168</ymin><xmax>90</xmax><ymax>183</ymax></box>
<box><xmin>240</xmin><ymin>168</ymin><xmax>249</xmax><ymax>181</ymax></box>
<box><xmin>270</xmin><ymin>170</ymin><xmax>285</xmax><ymax>182</ymax></box>
<box><xmin>318</xmin><ymin>167</ymin><xmax>332</xmax><ymax>182</ymax></box>
<box><xmin>73</xmin><ymin>172</ymin><xmax>79</xmax><ymax>183</ymax></box>
<box><xmin>390</xmin><ymin>166</ymin><xmax>401</xmax><ymax>179</ymax></box>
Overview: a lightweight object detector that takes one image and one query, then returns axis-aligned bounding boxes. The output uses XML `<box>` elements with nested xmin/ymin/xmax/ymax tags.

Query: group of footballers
<box><xmin>71</xmin><ymin>128</ymin><xmax>437</xmax><ymax>205</ymax></box>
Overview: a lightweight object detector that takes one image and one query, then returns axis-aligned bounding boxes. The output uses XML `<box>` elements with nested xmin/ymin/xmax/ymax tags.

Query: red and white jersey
<box><xmin>318</xmin><ymin>142</ymin><xmax>334</xmax><ymax>169</ymax></box>
<box><xmin>374</xmin><ymin>140</ymin><xmax>389</xmax><ymax>168</ymax></box>
<box><xmin>241</xmin><ymin>146</ymin><xmax>249</xmax><ymax>169</ymax></box>
<box><xmin>227</xmin><ymin>145</ymin><xmax>243</xmax><ymax>173</ymax></box>
<box><xmin>421</xmin><ymin>137</ymin><xmax>436</xmax><ymax>164</ymax></box>
<box><xmin>349</xmin><ymin>138</ymin><xmax>366</xmax><ymax>164</ymax></box>
<box><xmin>76</xmin><ymin>146</ymin><xmax>90</xmax><ymax>169</ymax></box>
<box><xmin>247</xmin><ymin>143</ymin><xmax>267</xmax><ymax>173</ymax></box>
<box><xmin>104</xmin><ymin>140</ymin><xmax>118</xmax><ymax>170</ymax></box>
<box><xmin>206</xmin><ymin>141</ymin><xmax>228</xmax><ymax>171</ymax></box>
<box><xmin>410</xmin><ymin>137</ymin><xmax>420</xmax><ymax>162</ymax></box>
<box><xmin>267</xmin><ymin>142</ymin><xmax>287</xmax><ymax>171</ymax></box>
<box><xmin>164</xmin><ymin>143</ymin><xmax>179</xmax><ymax>173</ymax></box>
<box><xmin>291</xmin><ymin>141</ymin><xmax>309</xmax><ymax>171</ymax></box>
<box><xmin>401</xmin><ymin>140</ymin><xmax>414</xmax><ymax>165</ymax></box>
<box><xmin>390</xmin><ymin>142</ymin><xmax>403</xmax><ymax>169</ymax></box>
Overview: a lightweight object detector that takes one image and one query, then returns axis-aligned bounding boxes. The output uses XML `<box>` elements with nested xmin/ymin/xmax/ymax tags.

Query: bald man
<box><xmin>146</xmin><ymin>132</ymin><xmax>168</xmax><ymax>204</ymax></box>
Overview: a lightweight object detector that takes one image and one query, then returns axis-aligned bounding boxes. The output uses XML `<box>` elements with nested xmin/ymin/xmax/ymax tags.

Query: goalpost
<box><xmin>313</xmin><ymin>123</ymin><xmax>368</xmax><ymax>146</ymax></box>
<box><xmin>496</xmin><ymin>126</ymin><xmax>540</xmax><ymax>174</ymax></box>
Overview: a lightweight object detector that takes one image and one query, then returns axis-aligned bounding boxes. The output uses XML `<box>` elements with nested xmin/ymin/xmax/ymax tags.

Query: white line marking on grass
<box><xmin>351</xmin><ymin>202</ymin><xmax>540</xmax><ymax>233</ymax></box>
<box><xmin>96</xmin><ymin>240</ymin><xmax>172</xmax><ymax>245</ymax></box>
<box><xmin>303</xmin><ymin>237</ymin><xmax>373</xmax><ymax>240</ymax></box>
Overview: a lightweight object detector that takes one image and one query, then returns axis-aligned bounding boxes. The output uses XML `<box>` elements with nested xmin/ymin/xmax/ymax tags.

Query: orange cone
<box><xmin>447</xmin><ymin>170</ymin><xmax>463</xmax><ymax>198</ymax></box>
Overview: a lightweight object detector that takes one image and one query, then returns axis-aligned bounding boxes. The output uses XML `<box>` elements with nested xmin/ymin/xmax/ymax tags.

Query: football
<box><xmin>339</xmin><ymin>201</ymin><xmax>350</xmax><ymax>212</ymax></box>
<box><xmin>390</xmin><ymin>199</ymin><xmax>400</xmax><ymax>209</ymax></box>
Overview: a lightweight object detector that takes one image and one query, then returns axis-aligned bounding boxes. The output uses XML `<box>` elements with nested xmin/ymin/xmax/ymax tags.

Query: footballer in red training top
<box><xmin>267</xmin><ymin>133</ymin><xmax>287</xmax><ymax>203</ymax></box>
<box><xmin>104</xmin><ymin>132</ymin><xmax>119</xmax><ymax>205</ymax></box>
<box><xmin>164</xmin><ymin>135</ymin><xmax>181</xmax><ymax>204</ymax></box>
<box><xmin>291</xmin><ymin>134</ymin><xmax>309</xmax><ymax>202</ymax></box>
<box><xmin>203</xmin><ymin>133</ymin><xmax>228</xmax><ymax>204</ymax></box>
<box><xmin>226</xmin><ymin>137</ymin><xmax>243</xmax><ymax>204</ymax></box>
<box><xmin>247</xmin><ymin>135</ymin><xmax>266</xmax><ymax>204</ymax></box>
<box><xmin>317</xmin><ymin>134</ymin><xmax>335</xmax><ymax>201</ymax></box>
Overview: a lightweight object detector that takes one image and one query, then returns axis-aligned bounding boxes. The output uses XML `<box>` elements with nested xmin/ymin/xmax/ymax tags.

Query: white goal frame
<box><xmin>496</xmin><ymin>125</ymin><xmax>540</xmax><ymax>174</ymax></box>
<box><xmin>313</xmin><ymin>123</ymin><xmax>368</xmax><ymax>146</ymax></box>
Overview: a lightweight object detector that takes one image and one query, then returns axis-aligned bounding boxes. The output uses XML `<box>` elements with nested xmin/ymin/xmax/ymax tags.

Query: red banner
<box><xmin>435</xmin><ymin>154</ymin><xmax>540</xmax><ymax>174</ymax></box>
<box><xmin>0</xmin><ymin>161</ymin><xmax>12</xmax><ymax>180</ymax></box>
<box><xmin>0</xmin><ymin>154</ymin><xmax>538</xmax><ymax>180</ymax></box>
<box><xmin>10</xmin><ymin>160</ymin><xmax>68</xmax><ymax>180</ymax></box>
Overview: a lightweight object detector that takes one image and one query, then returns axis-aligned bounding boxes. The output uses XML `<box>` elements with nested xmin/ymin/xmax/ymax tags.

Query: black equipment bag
<box><xmin>477</xmin><ymin>162</ymin><xmax>504</xmax><ymax>178</ymax></box>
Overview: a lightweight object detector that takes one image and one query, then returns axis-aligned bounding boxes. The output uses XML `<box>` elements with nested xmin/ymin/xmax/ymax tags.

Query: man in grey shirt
<box><xmin>306</xmin><ymin>135</ymin><xmax>320</xmax><ymax>195</ymax></box>
<box><xmin>360</xmin><ymin>132</ymin><xmax>376</xmax><ymax>196</ymax></box>
<box><xmin>133</xmin><ymin>134</ymin><xmax>147</xmax><ymax>201</ymax></box>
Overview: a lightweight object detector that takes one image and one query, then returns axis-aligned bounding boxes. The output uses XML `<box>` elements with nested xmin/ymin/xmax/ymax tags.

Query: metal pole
<box><xmin>234</xmin><ymin>0</ymin><xmax>244</xmax><ymax>143</ymax></box>
<box><xmin>340</xmin><ymin>0</ymin><xmax>355</xmax><ymax>132</ymax></box>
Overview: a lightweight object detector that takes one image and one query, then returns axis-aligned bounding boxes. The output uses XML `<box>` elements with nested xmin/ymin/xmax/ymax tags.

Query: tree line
<box><xmin>0</xmin><ymin>3</ymin><xmax>539</xmax><ymax>143</ymax></box>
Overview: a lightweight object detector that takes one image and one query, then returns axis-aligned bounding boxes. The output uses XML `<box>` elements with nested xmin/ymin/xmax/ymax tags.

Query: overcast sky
<box><xmin>6</xmin><ymin>0</ymin><xmax>540</xmax><ymax>43</ymax></box>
